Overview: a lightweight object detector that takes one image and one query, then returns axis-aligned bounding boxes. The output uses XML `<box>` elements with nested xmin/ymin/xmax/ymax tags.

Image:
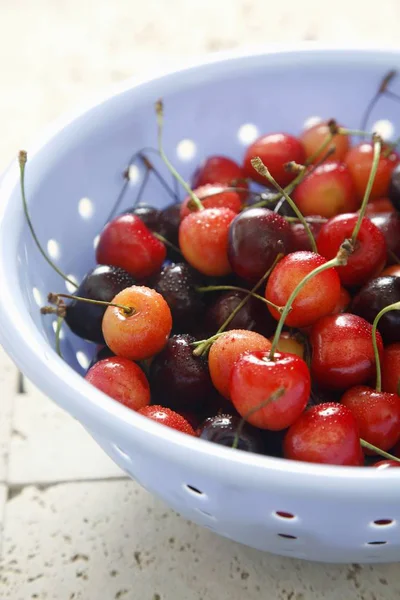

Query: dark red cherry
<box><xmin>123</xmin><ymin>203</ymin><xmax>161</xmax><ymax>231</ymax></box>
<box><xmin>290</xmin><ymin>217</ymin><xmax>325</xmax><ymax>252</ymax></box>
<box><xmin>88</xmin><ymin>345</ymin><xmax>115</xmax><ymax>370</ymax></box>
<box><xmin>203</xmin><ymin>290</ymin><xmax>276</xmax><ymax>338</ymax></box>
<box><xmin>388</xmin><ymin>162</ymin><xmax>400</xmax><ymax>212</ymax></box>
<box><xmin>228</xmin><ymin>207</ymin><xmax>292</xmax><ymax>282</ymax></box>
<box><xmin>352</xmin><ymin>276</ymin><xmax>400</xmax><ymax>344</ymax></box>
<box><xmin>368</xmin><ymin>212</ymin><xmax>400</xmax><ymax>263</ymax></box>
<box><xmin>197</xmin><ymin>414</ymin><xmax>264</xmax><ymax>454</ymax></box>
<box><xmin>65</xmin><ymin>265</ymin><xmax>136</xmax><ymax>344</ymax></box>
<box><xmin>149</xmin><ymin>334</ymin><xmax>214</xmax><ymax>411</ymax></box>
<box><xmin>158</xmin><ymin>203</ymin><xmax>182</xmax><ymax>247</ymax></box>
<box><xmin>149</xmin><ymin>263</ymin><xmax>205</xmax><ymax>332</ymax></box>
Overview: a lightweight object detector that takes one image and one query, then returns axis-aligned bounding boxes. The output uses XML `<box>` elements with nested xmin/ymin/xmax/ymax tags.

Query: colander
<box><xmin>0</xmin><ymin>45</ymin><xmax>399</xmax><ymax>564</ymax></box>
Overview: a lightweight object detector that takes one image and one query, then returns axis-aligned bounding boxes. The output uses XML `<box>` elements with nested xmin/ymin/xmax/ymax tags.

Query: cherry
<box><xmin>265</xmin><ymin>251</ymin><xmax>341</xmax><ymax>328</ymax></box>
<box><xmin>138</xmin><ymin>405</ymin><xmax>195</xmax><ymax>436</ymax></box>
<box><xmin>192</xmin><ymin>155</ymin><xmax>248</xmax><ymax>197</ymax></box>
<box><xmin>293</xmin><ymin>162</ymin><xmax>358</xmax><ymax>218</ymax></box>
<box><xmin>352</xmin><ymin>276</ymin><xmax>400</xmax><ymax>344</ymax></box>
<box><xmin>228</xmin><ymin>207</ymin><xmax>292</xmax><ymax>282</ymax></box>
<box><xmin>300</xmin><ymin>120</ymin><xmax>350</xmax><ymax>163</ymax></box>
<box><xmin>149</xmin><ymin>262</ymin><xmax>205</xmax><ymax>332</ymax></box>
<box><xmin>65</xmin><ymin>265</ymin><xmax>136</xmax><ymax>344</ymax></box>
<box><xmin>180</xmin><ymin>184</ymin><xmax>242</xmax><ymax>219</ymax></box>
<box><xmin>332</xmin><ymin>286</ymin><xmax>351</xmax><ymax>314</ymax></box>
<box><xmin>271</xmin><ymin>331</ymin><xmax>305</xmax><ymax>359</ymax></box>
<box><xmin>345</xmin><ymin>142</ymin><xmax>399</xmax><ymax>201</ymax></box>
<box><xmin>124</xmin><ymin>203</ymin><xmax>161</xmax><ymax>231</ymax></box>
<box><xmin>290</xmin><ymin>217</ymin><xmax>325</xmax><ymax>252</ymax></box>
<box><xmin>158</xmin><ymin>203</ymin><xmax>182</xmax><ymax>260</ymax></box>
<box><xmin>368</xmin><ymin>212</ymin><xmax>400</xmax><ymax>263</ymax></box>
<box><xmin>388</xmin><ymin>162</ymin><xmax>400</xmax><ymax>211</ymax></box>
<box><xmin>230</xmin><ymin>351</ymin><xmax>310</xmax><ymax>430</ymax></box>
<box><xmin>317</xmin><ymin>214</ymin><xmax>387</xmax><ymax>287</ymax></box>
<box><xmin>208</xmin><ymin>329</ymin><xmax>271</xmax><ymax>399</ymax></box>
<box><xmin>310</xmin><ymin>313</ymin><xmax>383</xmax><ymax>390</ymax></box>
<box><xmin>283</xmin><ymin>403</ymin><xmax>363</xmax><ymax>466</ymax></box>
<box><xmin>96</xmin><ymin>214</ymin><xmax>166</xmax><ymax>279</ymax></box>
<box><xmin>203</xmin><ymin>290</ymin><xmax>276</xmax><ymax>339</ymax></box>
<box><xmin>341</xmin><ymin>385</ymin><xmax>400</xmax><ymax>453</ymax></box>
<box><xmin>88</xmin><ymin>345</ymin><xmax>115</xmax><ymax>369</ymax></box>
<box><xmin>381</xmin><ymin>265</ymin><xmax>400</xmax><ymax>277</ymax></box>
<box><xmin>243</xmin><ymin>133</ymin><xmax>305</xmax><ymax>187</ymax></box>
<box><xmin>365</xmin><ymin>197</ymin><xmax>396</xmax><ymax>216</ymax></box>
<box><xmin>102</xmin><ymin>285</ymin><xmax>172</xmax><ymax>360</ymax></box>
<box><xmin>382</xmin><ymin>343</ymin><xmax>400</xmax><ymax>395</ymax></box>
<box><xmin>149</xmin><ymin>334</ymin><xmax>214</xmax><ymax>411</ymax></box>
<box><xmin>85</xmin><ymin>357</ymin><xmax>150</xmax><ymax>411</ymax></box>
<box><xmin>197</xmin><ymin>413</ymin><xmax>264</xmax><ymax>453</ymax></box>
<box><xmin>373</xmin><ymin>460</ymin><xmax>400</xmax><ymax>469</ymax></box>
<box><xmin>179</xmin><ymin>207</ymin><xmax>236</xmax><ymax>276</ymax></box>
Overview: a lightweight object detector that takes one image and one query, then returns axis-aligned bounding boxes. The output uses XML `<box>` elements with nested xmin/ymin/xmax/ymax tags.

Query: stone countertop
<box><xmin>1</xmin><ymin>1</ymin><xmax>400</xmax><ymax>598</ymax></box>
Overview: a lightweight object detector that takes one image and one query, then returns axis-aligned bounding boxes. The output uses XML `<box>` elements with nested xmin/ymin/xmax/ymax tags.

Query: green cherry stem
<box><xmin>44</xmin><ymin>292</ymin><xmax>134</xmax><ymax>316</ymax></box>
<box><xmin>360</xmin><ymin>439</ymin><xmax>400</xmax><ymax>463</ymax></box>
<box><xmin>55</xmin><ymin>316</ymin><xmax>64</xmax><ymax>358</ymax></box>
<box><xmin>152</xmin><ymin>232</ymin><xmax>182</xmax><ymax>255</ymax></box>
<box><xmin>155</xmin><ymin>100</ymin><xmax>203</xmax><ymax>211</ymax></box>
<box><xmin>351</xmin><ymin>135</ymin><xmax>382</xmax><ymax>245</ymax></box>
<box><xmin>193</xmin><ymin>254</ymin><xmax>283</xmax><ymax>357</ymax></box>
<box><xmin>337</xmin><ymin>127</ymin><xmax>372</xmax><ymax>138</ymax></box>
<box><xmin>268</xmin><ymin>240</ymin><xmax>352</xmax><ymax>360</ymax></box>
<box><xmin>196</xmin><ymin>284</ymin><xmax>283</xmax><ymax>311</ymax></box>
<box><xmin>372</xmin><ymin>301</ymin><xmax>400</xmax><ymax>392</ymax></box>
<box><xmin>251</xmin><ymin>156</ymin><xmax>318</xmax><ymax>253</ymax></box>
<box><xmin>19</xmin><ymin>151</ymin><xmax>78</xmax><ymax>289</ymax></box>
<box><xmin>232</xmin><ymin>387</ymin><xmax>286</xmax><ymax>449</ymax></box>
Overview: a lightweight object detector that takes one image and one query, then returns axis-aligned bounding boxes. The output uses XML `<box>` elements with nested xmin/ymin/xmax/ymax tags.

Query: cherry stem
<box><xmin>284</xmin><ymin>216</ymin><xmax>327</xmax><ymax>225</ymax></box>
<box><xmin>360</xmin><ymin>70</ymin><xmax>397</xmax><ymax>131</ymax></box>
<box><xmin>193</xmin><ymin>255</ymin><xmax>283</xmax><ymax>357</ymax></box>
<box><xmin>268</xmin><ymin>240</ymin><xmax>352</xmax><ymax>360</ymax></box>
<box><xmin>46</xmin><ymin>292</ymin><xmax>134</xmax><ymax>316</ymax></box>
<box><xmin>55</xmin><ymin>316</ymin><xmax>63</xmax><ymax>358</ymax></box>
<box><xmin>251</xmin><ymin>156</ymin><xmax>317</xmax><ymax>253</ymax></box>
<box><xmin>372</xmin><ymin>300</ymin><xmax>400</xmax><ymax>392</ymax></box>
<box><xmin>351</xmin><ymin>135</ymin><xmax>381</xmax><ymax>245</ymax></box>
<box><xmin>155</xmin><ymin>99</ymin><xmax>203</xmax><ymax>212</ymax></box>
<box><xmin>139</xmin><ymin>152</ymin><xmax>180</xmax><ymax>204</ymax></box>
<box><xmin>152</xmin><ymin>232</ymin><xmax>182</xmax><ymax>255</ymax></box>
<box><xmin>196</xmin><ymin>284</ymin><xmax>283</xmax><ymax>311</ymax></box>
<box><xmin>232</xmin><ymin>386</ymin><xmax>286</xmax><ymax>450</ymax></box>
<box><xmin>360</xmin><ymin>439</ymin><xmax>400</xmax><ymax>463</ymax></box>
<box><xmin>18</xmin><ymin>151</ymin><xmax>78</xmax><ymax>289</ymax></box>
<box><xmin>337</xmin><ymin>127</ymin><xmax>372</xmax><ymax>138</ymax></box>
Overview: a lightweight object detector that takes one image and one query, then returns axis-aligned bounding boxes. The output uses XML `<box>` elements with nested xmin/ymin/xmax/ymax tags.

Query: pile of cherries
<box><xmin>35</xmin><ymin>95</ymin><xmax>400</xmax><ymax>469</ymax></box>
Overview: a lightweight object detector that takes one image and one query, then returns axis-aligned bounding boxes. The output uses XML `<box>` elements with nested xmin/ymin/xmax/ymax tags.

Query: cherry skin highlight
<box><xmin>179</xmin><ymin>207</ymin><xmax>236</xmax><ymax>276</ymax></box>
<box><xmin>208</xmin><ymin>329</ymin><xmax>271</xmax><ymax>399</ymax></box>
<box><xmin>283</xmin><ymin>403</ymin><xmax>363</xmax><ymax>466</ymax></box>
<box><xmin>138</xmin><ymin>405</ymin><xmax>195</xmax><ymax>436</ymax></box>
<box><xmin>85</xmin><ymin>357</ymin><xmax>150</xmax><ymax>411</ymax></box>
<box><xmin>243</xmin><ymin>132</ymin><xmax>306</xmax><ymax>187</ymax></box>
<box><xmin>265</xmin><ymin>251</ymin><xmax>341</xmax><ymax>328</ymax></box>
<box><xmin>96</xmin><ymin>214</ymin><xmax>166</xmax><ymax>279</ymax></box>
<box><xmin>230</xmin><ymin>351</ymin><xmax>310</xmax><ymax>431</ymax></box>
<box><xmin>310</xmin><ymin>313</ymin><xmax>383</xmax><ymax>390</ymax></box>
<box><xmin>102</xmin><ymin>285</ymin><xmax>172</xmax><ymax>361</ymax></box>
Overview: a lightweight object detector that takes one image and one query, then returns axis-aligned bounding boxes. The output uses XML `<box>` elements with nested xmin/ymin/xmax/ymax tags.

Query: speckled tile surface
<box><xmin>1</xmin><ymin>1</ymin><xmax>400</xmax><ymax>598</ymax></box>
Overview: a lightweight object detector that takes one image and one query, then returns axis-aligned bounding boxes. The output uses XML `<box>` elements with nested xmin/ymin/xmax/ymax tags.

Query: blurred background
<box><xmin>1</xmin><ymin>0</ymin><xmax>400</xmax><ymax>169</ymax></box>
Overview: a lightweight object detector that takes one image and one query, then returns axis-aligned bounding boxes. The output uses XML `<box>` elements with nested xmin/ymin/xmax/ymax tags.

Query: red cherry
<box><xmin>290</xmin><ymin>217</ymin><xmax>325</xmax><ymax>252</ymax></box>
<box><xmin>192</xmin><ymin>155</ymin><xmax>248</xmax><ymax>198</ymax></box>
<box><xmin>300</xmin><ymin>121</ymin><xmax>350</xmax><ymax>163</ymax></box>
<box><xmin>332</xmin><ymin>286</ymin><xmax>351</xmax><ymax>315</ymax></box>
<box><xmin>341</xmin><ymin>385</ymin><xmax>400</xmax><ymax>453</ymax></box>
<box><xmin>310</xmin><ymin>313</ymin><xmax>383</xmax><ymax>390</ymax></box>
<box><xmin>368</xmin><ymin>212</ymin><xmax>400</xmax><ymax>264</ymax></box>
<box><xmin>364</xmin><ymin>197</ymin><xmax>396</xmax><ymax>216</ymax></box>
<box><xmin>230</xmin><ymin>351</ymin><xmax>310</xmax><ymax>431</ymax></box>
<box><xmin>373</xmin><ymin>460</ymin><xmax>400</xmax><ymax>469</ymax></box>
<box><xmin>382</xmin><ymin>343</ymin><xmax>400</xmax><ymax>395</ymax></box>
<box><xmin>284</xmin><ymin>403</ymin><xmax>363</xmax><ymax>466</ymax></box>
<box><xmin>85</xmin><ymin>357</ymin><xmax>150</xmax><ymax>411</ymax></box>
<box><xmin>243</xmin><ymin>133</ymin><xmax>305</xmax><ymax>187</ymax></box>
<box><xmin>179</xmin><ymin>207</ymin><xmax>236</xmax><ymax>276</ymax></box>
<box><xmin>138</xmin><ymin>405</ymin><xmax>195</xmax><ymax>436</ymax></box>
<box><xmin>293</xmin><ymin>162</ymin><xmax>358</xmax><ymax>218</ymax></box>
<box><xmin>96</xmin><ymin>214</ymin><xmax>166</xmax><ymax>279</ymax></box>
<box><xmin>180</xmin><ymin>185</ymin><xmax>241</xmax><ymax>219</ymax></box>
<box><xmin>265</xmin><ymin>251</ymin><xmax>341</xmax><ymax>328</ymax></box>
<box><xmin>102</xmin><ymin>285</ymin><xmax>172</xmax><ymax>360</ymax></box>
<box><xmin>208</xmin><ymin>330</ymin><xmax>271</xmax><ymax>399</ymax></box>
<box><xmin>317</xmin><ymin>214</ymin><xmax>387</xmax><ymax>287</ymax></box>
<box><xmin>345</xmin><ymin>142</ymin><xmax>399</xmax><ymax>201</ymax></box>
